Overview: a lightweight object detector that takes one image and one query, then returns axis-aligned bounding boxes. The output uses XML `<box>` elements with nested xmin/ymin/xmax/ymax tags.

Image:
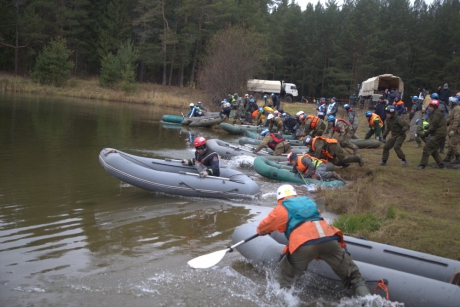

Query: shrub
<box><xmin>31</xmin><ymin>39</ymin><xmax>74</xmax><ymax>86</ymax></box>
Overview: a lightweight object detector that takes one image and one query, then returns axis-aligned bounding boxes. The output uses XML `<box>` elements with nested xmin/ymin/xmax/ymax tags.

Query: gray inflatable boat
<box><xmin>232</xmin><ymin>205</ymin><xmax>460</xmax><ymax>307</ymax></box>
<box><xmin>99</xmin><ymin>148</ymin><xmax>260</xmax><ymax>199</ymax></box>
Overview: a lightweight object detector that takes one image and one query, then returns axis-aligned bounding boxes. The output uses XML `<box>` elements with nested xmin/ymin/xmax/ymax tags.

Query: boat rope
<box><xmin>374</xmin><ymin>278</ymin><xmax>390</xmax><ymax>301</ymax></box>
<box><xmin>179</xmin><ymin>181</ymin><xmax>238</xmax><ymax>195</ymax></box>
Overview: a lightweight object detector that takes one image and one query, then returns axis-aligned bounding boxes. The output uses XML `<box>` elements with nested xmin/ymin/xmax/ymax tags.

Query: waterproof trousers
<box><xmin>382</xmin><ymin>134</ymin><xmax>406</xmax><ymax>162</ymax></box>
<box><xmin>419</xmin><ymin>134</ymin><xmax>445</xmax><ymax>167</ymax></box>
<box><xmin>278</xmin><ymin>240</ymin><xmax>370</xmax><ymax>296</ymax></box>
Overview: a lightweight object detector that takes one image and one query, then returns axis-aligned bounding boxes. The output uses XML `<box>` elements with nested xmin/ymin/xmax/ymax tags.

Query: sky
<box><xmin>295</xmin><ymin>0</ymin><xmax>433</xmax><ymax>10</ymax></box>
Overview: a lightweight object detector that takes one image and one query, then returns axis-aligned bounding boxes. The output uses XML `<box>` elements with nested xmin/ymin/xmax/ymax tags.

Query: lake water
<box><xmin>0</xmin><ymin>92</ymin><xmax>391</xmax><ymax>307</ymax></box>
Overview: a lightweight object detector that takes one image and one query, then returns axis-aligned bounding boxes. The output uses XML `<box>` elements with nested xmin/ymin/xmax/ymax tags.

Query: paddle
<box><xmin>187</xmin><ymin>234</ymin><xmax>259</xmax><ymax>269</ymax></box>
<box><xmin>296</xmin><ymin>167</ymin><xmax>317</xmax><ymax>191</ymax></box>
<box><xmin>179</xmin><ymin>171</ymin><xmax>231</xmax><ymax>181</ymax></box>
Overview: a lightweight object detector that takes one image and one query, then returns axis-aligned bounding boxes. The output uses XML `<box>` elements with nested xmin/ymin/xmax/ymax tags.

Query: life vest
<box><xmin>311</xmin><ymin>136</ymin><xmax>338</xmax><ymax>159</ymax></box>
<box><xmin>252</xmin><ymin>110</ymin><xmax>259</xmax><ymax>119</ymax></box>
<box><xmin>368</xmin><ymin>113</ymin><xmax>383</xmax><ymax>128</ymax></box>
<box><xmin>305</xmin><ymin>115</ymin><xmax>320</xmax><ymax>129</ymax></box>
<box><xmin>267</xmin><ymin>133</ymin><xmax>285</xmax><ymax>150</ymax></box>
<box><xmin>295</xmin><ymin>154</ymin><xmax>327</xmax><ymax>179</ymax></box>
<box><xmin>280</xmin><ymin>196</ymin><xmax>346</xmax><ymax>253</ymax></box>
<box><xmin>332</xmin><ymin>118</ymin><xmax>351</xmax><ymax>133</ymax></box>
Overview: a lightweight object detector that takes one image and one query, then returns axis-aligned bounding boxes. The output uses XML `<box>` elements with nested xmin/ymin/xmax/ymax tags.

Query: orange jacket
<box><xmin>256</xmin><ymin>196</ymin><xmax>346</xmax><ymax>254</ymax></box>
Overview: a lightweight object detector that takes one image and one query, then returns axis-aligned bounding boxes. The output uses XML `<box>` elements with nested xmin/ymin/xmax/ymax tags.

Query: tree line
<box><xmin>1</xmin><ymin>0</ymin><xmax>459</xmax><ymax>101</ymax></box>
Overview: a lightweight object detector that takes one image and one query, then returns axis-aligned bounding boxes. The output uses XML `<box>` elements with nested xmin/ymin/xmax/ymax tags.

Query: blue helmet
<box><xmin>263</xmin><ymin>95</ymin><xmax>267</xmax><ymax>99</ymax></box>
<box><xmin>449</xmin><ymin>96</ymin><xmax>458</xmax><ymax>105</ymax></box>
<box><xmin>280</xmin><ymin>113</ymin><xmax>287</xmax><ymax>118</ymax></box>
<box><xmin>249</xmin><ymin>98</ymin><xmax>254</xmax><ymax>103</ymax></box>
<box><xmin>271</xmin><ymin>93</ymin><xmax>275</xmax><ymax>96</ymax></box>
<box><xmin>260</xmin><ymin>129</ymin><xmax>270</xmax><ymax>136</ymax></box>
<box><xmin>431</xmin><ymin>93</ymin><xmax>439</xmax><ymax>99</ymax></box>
<box><xmin>343</xmin><ymin>104</ymin><xmax>350</xmax><ymax>110</ymax></box>
<box><xmin>411</xmin><ymin>96</ymin><xmax>419</xmax><ymax>101</ymax></box>
<box><xmin>258</xmin><ymin>107</ymin><xmax>263</xmax><ymax>112</ymax></box>
<box><xmin>327</xmin><ymin>115</ymin><xmax>335</xmax><ymax>122</ymax></box>
<box><xmin>415</xmin><ymin>118</ymin><xmax>421</xmax><ymax>124</ymax></box>
<box><xmin>365</xmin><ymin>110</ymin><xmax>373</xmax><ymax>117</ymax></box>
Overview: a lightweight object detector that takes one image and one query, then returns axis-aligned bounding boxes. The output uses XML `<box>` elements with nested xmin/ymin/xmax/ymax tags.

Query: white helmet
<box><xmin>277</xmin><ymin>184</ymin><xmax>297</xmax><ymax>200</ymax></box>
<box><xmin>245</xmin><ymin>93</ymin><xmax>249</xmax><ymax>97</ymax></box>
<box><xmin>267</xmin><ymin>114</ymin><xmax>274</xmax><ymax>120</ymax></box>
<box><xmin>226</xmin><ymin>102</ymin><xmax>231</xmax><ymax>107</ymax></box>
<box><xmin>296</xmin><ymin>111</ymin><xmax>305</xmax><ymax>116</ymax></box>
<box><xmin>274</xmin><ymin>110</ymin><xmax>279</xmax><ymax>115</ymax></box>
<box><xmin>189</xmin><ymin>103</ymin><xmax>194</xmax><ymax>107</ymax></box>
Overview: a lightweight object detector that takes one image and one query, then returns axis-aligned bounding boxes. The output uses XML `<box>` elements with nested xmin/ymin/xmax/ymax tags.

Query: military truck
<box><xmin>358</xmin><ymin>74</ymin><xmax>404</xmax><ymax>109</ymax></box>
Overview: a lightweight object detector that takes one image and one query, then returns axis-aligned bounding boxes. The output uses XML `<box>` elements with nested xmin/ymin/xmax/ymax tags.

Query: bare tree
<box><xmin>197</xmin><ymin>25</ymin><xmax>267</xmax><ymax>102</ymax></box>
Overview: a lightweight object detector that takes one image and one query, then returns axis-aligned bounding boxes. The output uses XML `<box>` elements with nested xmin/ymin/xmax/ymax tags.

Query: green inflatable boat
<box><xmin>253</xmin><ymin>157</ymin><xmax>344</xmax><ymax>188</ymax></box>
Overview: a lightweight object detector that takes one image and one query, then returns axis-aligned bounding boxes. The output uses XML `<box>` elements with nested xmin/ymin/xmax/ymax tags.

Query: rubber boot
<box><xmin>278</xmin><ymin>254</ymin><xmax>301</xmax><ymax>289</ymax></box>
<box><xmin>433</xmin><ymin>152</ymin><xmax>445</xmax><ymax>169</ymax></box>
<box><xmin>353</xmin><ymin>284</ymin><xmax>371</xmax><ymax>297</ymax></box>
<box><xmin>443</xmin><ymin>154</ymin><xmax>452</xmax><ymax>163</ymax></box>
<box><xmin>452</xmin><ymin>154</ymin><xmax>460</xmax><ymax>164</ymax></box>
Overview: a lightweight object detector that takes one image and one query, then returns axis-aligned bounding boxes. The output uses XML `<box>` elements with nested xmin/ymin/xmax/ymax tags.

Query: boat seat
<box><xmin>451</xmin><ymin>269</ymin><xmax>460</xmax><ymax>285</ymax></box>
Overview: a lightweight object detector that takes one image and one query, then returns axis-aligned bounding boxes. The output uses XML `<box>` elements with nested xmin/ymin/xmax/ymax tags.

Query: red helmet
<box><xmin>194</xmin><ymin>136</ymin><xmax>207</xmax><ymax>148</ymax></box>
<box><xmin>429</xmin><ymin>99</ymin><xmax>440</xmax><ymax>108</ymax></box>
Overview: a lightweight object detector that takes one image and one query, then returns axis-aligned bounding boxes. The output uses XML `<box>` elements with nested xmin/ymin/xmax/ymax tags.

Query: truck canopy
<box><xmin>247</xmin><ymin>79</ymin><xmax>281</xmax><ymax>94</ymax></box>
<box><xmin>360</xmin><ymin>74</ymin><xmax>404</xmax><ymax>97</ymax></box>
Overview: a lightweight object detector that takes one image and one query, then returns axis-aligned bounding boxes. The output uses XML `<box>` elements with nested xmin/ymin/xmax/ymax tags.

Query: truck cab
<box><xmin>281</xmin><ymin>82</ymin><xmax>298</xmax><ymax>102</ymax></box>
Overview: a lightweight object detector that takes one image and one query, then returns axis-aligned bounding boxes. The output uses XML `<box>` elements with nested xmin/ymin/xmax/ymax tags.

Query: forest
<box><xmin>1</xmin><ymin>0</ymin><xmax>459</xmax><ymax>100</ymax></box>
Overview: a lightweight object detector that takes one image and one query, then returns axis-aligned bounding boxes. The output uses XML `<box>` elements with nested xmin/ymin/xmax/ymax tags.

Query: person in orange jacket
<box><xmin>256</xmin><ymin>184</ymin><xmax>371</xmax><ymax>297</ymax></box>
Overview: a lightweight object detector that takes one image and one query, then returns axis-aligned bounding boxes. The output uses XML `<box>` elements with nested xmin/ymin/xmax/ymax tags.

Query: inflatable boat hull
<box><xmin>99</xmin><ymin>148</ymin><xmax>260</xmax><ymax>199</ymax></box>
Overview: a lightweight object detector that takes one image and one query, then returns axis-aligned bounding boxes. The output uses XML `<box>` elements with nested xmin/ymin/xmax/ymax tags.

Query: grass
<box><xmin>282</xmin><ymin>102</ymin><xmax>460</xmax><ymax>260</ymax></box>
<box><xmin>2</xmin><ymin>76</ymin><xmax>459</xmax><ymax>260</ymax></box>
<box><xmin>0</xmin><ymin>73</ymin><xmax>209</xmax><ymax>108</ymax></box>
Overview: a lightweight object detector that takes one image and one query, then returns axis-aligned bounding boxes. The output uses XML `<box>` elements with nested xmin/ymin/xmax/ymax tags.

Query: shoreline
<box><xmin>0</xmin><ymin>74</ymin><xmax>209</xmax><ymax>108</ymax></box>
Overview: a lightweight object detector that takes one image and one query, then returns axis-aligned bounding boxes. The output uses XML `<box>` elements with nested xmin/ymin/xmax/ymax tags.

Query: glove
<box><xmin>182</xmin><ymin>159</ymin><xmax>189</xmax><ymax>164</ymax></box>
<box><xmin>199</xmin><ymin>171</ymin><xmax>208</xmax><ymax>178</ymax></box>
<box><xmin>449</xmin><ymin>130</ymin><xmax>454</xmax><ymax>137</ymax></box>
<box><xmin>375</xmin><ymin>136</ymin><xmax>380</xmax><ymax>141</ymax></box>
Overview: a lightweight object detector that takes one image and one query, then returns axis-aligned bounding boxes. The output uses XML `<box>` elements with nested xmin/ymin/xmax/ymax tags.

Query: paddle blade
<box><xmin>187</xmin><ymin>249</ymin><xmax>228</xmax><ymax>269</ymax></box>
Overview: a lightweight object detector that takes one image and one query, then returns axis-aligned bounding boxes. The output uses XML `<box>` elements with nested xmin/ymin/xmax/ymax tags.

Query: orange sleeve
<box><xmin>256</xmin><ymin>205</ymin><xmax>288</xmax><ymax>235</ymax></box>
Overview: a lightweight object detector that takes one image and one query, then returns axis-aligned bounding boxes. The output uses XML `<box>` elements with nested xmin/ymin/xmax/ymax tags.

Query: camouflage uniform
<box><xmin>445</xmin><ymin>104</ymin><xmax>460</xmax><ymax>162</ymax></box>
<box><xmin>254</xmin><ymin>134</ymin><xmax>292</xmax><ymax>156</ymax></box>
<box><xmin>417</xmin><ymin>107</ymin><xmax>447</xmax><ymax>168</ymax></box>
<box><xmin>381</xmin><ymin>114</ymin><xmax>409</xmax><ymax>163</ymax></box>
<box><xmin>328</xmin><ymin>119</ymin><xmax>359</xmax><ymax>155</ymax></box>
<box><xmin>303</xmin><ymin>117</ymin><xmax>326</xmax><ymax>137</ymax></box>
<box><xmin>268</xmin><ymin>117</ymin><xmax>284</xmax><ymax>133</ymax></box>
<box><xmin>310</xmin><ymin>137</ymin><xmax>362</xmax><ymax>167</ymax></box>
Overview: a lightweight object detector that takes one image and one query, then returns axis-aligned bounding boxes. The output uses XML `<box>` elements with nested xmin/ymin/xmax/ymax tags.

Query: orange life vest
<box><xmin>368</xmin><ymin>113</ymin><xmax>383</xmax><ymax>127</ymax></box>
<box><xmin>267</xmin><ymin>133</ymin><xmax>285</xmax><ymax>150</ymax></box>
<box><xmin>295</xmin><ymin>154</ymin><xmax>327</xmax><ymax>179</ymax></box>
<box><xmin>311</xmin><ymin>136</ymin><xmax>338</xmax><ymax>159</ymax></box>
<box><xmin>305</xmin><ymin>115</ymin><xmax>320</xmax><ymax>129</ymax></box>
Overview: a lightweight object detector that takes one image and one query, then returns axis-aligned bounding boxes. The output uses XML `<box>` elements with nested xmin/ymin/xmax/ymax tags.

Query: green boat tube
<box><xmin>253</xmin><ymin>157</ymin><xmax>344</xmax><ymax>188</ymax></box>
<box><xmin>162</xmin><ymin>114</ymin><xmax>184</xmax><ymax>123</ymax></box>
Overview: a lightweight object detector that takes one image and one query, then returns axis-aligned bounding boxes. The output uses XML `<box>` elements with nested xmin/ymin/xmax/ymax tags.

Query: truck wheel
<box><xmin>285</xmin><ymin>96</ymin><xmax>293</xmax><ymax>103</ymax></box>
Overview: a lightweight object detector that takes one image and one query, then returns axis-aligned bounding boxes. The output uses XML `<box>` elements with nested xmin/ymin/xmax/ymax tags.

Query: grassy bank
<box><xmin>282</xmin><ymin>102</ymin><xmax>460</xmax><ymax>260</ymax></box>
<box><xmin>0</xmin><ymin>74</ymin><xmax>209</xmax><ymax>108</ymax></box>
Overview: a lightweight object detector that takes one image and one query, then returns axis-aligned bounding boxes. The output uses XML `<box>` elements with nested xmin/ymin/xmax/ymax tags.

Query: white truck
<box><xmin>358</xmin><ymin>74</ymin><xmax>404</xmax><ymax>109</ymax></box>
<box><xmin>247</xmin><ymin>79</ymin><xmax>298</xmax><ymax>102</ymax></box>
